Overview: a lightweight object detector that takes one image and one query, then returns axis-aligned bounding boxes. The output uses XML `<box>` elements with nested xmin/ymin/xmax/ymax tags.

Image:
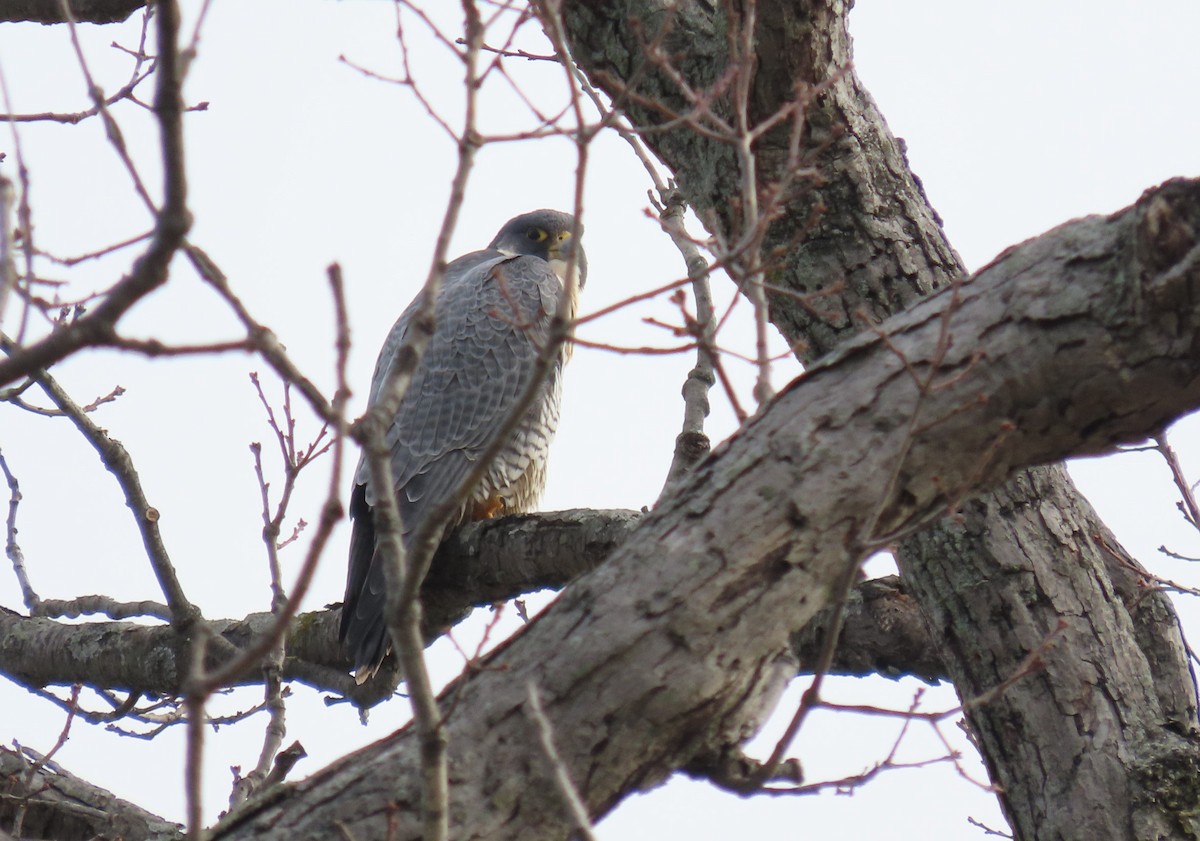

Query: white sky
<box><xmin>1</xmin><ymin>2</ymin><xmax>1199</xmax><ymax>839</ymax></box>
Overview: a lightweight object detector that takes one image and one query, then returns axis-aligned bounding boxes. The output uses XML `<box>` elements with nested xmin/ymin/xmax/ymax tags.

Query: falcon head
<box><xmin>490</xmin><ymin>209</ymin><xmax>587</xmax><ymax>290</ymax></box>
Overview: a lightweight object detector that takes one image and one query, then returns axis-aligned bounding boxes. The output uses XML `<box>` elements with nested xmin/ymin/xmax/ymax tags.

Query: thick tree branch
<box><xmin>0</xmin><ymin>0</ymin><xmax>143</xmax><ymax>23</ymax></box>
<box><xmin>0</xmin><ymin>510</ymin><xmax>640</xmax><ymax>699</ymax></box>
<box><xmin>0</xmin><ymin>510</ymin><xmax>946</xmax><ymax>701</ymax></box>
<box><xmin>0</xmin><ymin>745</ymin><xmax>182</xmax><ymax>841</ymax></box>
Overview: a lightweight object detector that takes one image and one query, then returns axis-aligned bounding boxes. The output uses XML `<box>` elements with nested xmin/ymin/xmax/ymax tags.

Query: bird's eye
<box><xmin>527</xmin><ymin>228</ymin><xmax>548</xmax><ymax>242</ymax></box>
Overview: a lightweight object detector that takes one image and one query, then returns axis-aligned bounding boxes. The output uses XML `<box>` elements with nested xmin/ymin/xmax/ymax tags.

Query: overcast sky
<box><xmin>2</xmin><ymin>2</ymin><xmax>1199</xmax><ymax>838</ymax></box>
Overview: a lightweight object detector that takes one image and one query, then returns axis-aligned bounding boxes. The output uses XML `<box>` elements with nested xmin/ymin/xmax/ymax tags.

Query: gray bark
<box><xmin>906</xmin><ymin>466</ymin><xmax>1200</xmax><ymax>840</ymax></box>
<box><xmin>0</xmin><ymin>509</ymin><xmax>641</xmax><ymax>707</ymax></box>
<box><xmin>0</xmin><ymin>509</ymin><xmax>942</xmax><ymax>707</ymax></box>
<box><xmin>0</xmin><ymin>746</ymin><xmax>182</xmax><ymax>841</ymax></box>
<box><xmin>562</xmin><ymin>3</ymin><xmax>1200</xmax><ymax>838</ymax></box>
<box><xmin>0</xmin><ymin>0</ymin><xmax>143</xmax><ymax>24</ymax></box>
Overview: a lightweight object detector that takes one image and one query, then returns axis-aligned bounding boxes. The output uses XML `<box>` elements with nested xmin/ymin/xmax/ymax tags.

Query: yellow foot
<box><xmin>470</xmin><ymin>495</ymin><xmax>506</xmax><ymax>520</ymax></box>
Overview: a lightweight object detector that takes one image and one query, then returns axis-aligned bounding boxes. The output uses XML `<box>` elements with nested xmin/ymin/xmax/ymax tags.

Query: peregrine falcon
<box><xmin>341</xmin><ymin>209</ymin><xmax>586</xmax><ymax>682</ymax></box>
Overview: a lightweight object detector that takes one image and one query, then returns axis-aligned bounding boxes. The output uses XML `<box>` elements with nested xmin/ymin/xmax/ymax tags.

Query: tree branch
<box><xmin>0</xmin><ymin>745</ymin><xmax>182</xmax><ymax>841</ymax></box>
<box><xmin>0</xmin><ymin>509</ymin><xmax>948</xmax><ymax>702</ymax></box>
<box><xmin>0</xmin><ymin>0</ymin><xmax>145</xmax><ymax>23</ymax></box>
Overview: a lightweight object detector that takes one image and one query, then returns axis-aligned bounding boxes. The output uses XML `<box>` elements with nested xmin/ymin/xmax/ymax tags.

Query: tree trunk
<box><xmin>904</xmin><ymin>465</ymin><xmax>1200</xmax><ymax>839</ymax></box>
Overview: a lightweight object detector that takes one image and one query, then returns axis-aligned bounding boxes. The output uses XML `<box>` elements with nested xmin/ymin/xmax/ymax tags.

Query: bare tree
<box><xmin>2</xmin><ymin>2</ymin><xmax>1199</xmax><ymax>840</ymax></box>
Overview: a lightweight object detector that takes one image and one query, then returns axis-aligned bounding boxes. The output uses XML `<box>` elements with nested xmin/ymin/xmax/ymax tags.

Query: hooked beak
<box><xmin>547</xmin><ymin>231</ymin><xmax>587</xmax><ymax>290</ymax></box>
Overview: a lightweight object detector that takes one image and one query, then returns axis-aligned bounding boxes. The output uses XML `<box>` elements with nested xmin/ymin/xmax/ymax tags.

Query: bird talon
<box><xmin>472</xmin><ymin>496</ymin><xmax>507</xmax><ymax>520</ymax></box>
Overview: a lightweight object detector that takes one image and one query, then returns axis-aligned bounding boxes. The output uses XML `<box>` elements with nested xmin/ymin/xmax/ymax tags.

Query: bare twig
<box><xmin>34</xmin><ymin>229</ymin><xmax>154</xmax><ymax>267</ymax></box>
<box><xmin>25</xmin><ymin>685</ymin><xmax>81</xmax><ymax>783</ymax></box>
<box><xmin>968</xmin><ymin>817</ymin><xmax>1015</xmax><ymax>838</ymax></box>
<box><xmin>229</xmin><ymin>364</ymin><xmax>335</xmax><ymax>809</ymax></box>
<box><xmin>184</xmin><ymin>243</ymin><xmax>337</xmax><ymax>426</ymax></box>
<box><xmin>32</xmin><ymin>368</ymin><xmax>197</xmax><ymax>626</ymax></box>
<box><xmin>0</xmin><ymin>448</ymin><xmax>37</xmax><ymax>610</ymax></box>
<box><xmin>9</xmin><ymin>684</ymin><xmax>82</xmax><ymax>839</ymax></box>
<box><xmin>742</xmin><ymin>543</ymin><xmax>862</xmax><ymax>791</ymax></box>
<box><xmin>354</xmin><ymin>7</ymin><xmax>490</xmax><ymax>838</ymax></box>
<box><xmin>183</xmin><ymin>625</ymin><xmax>210</xmax><ymax>840</ymax></box>
<box><xmin>35</xmin><ymin>595</ymin><xmax>171</xmax><ymax>622</ymax></box>
<box><xmin>195</xmin><ymin>264</ymin><xmax>351</xmax><ymax>694</ymax></box>
<box><xmin>2</xmin><ymin>67</ymin><xmax>157</xmax><ymax>125</ymax></box>
<box><xmin>726</xmin><ymin>0</ymin><xmax>774</xmax><ymax>406</ymax></box>
<box><xmin>228</xmin><ymin>662</ymin><xmax>287</xmax><ymax>810</ymax></box>
<box><xmin>0</xmin><ymin>58</ymin><xmax>39</xmax><ymax>346</ymax></box>
<box><xmin>5</xmin><ymin>383</ymin><xmax>125</xmax><ymax>418</ymax></box>
<box><xmin>572</xmin><ymin>274</ymin><xmax>693</xmax><ymax>326</ymax></box>
<box><xmin>262</xmin><ymin>740</ymin><xmax>307</xmax><ymax>789</ymax></box>
<box><xmin>0</xmin><ymin>175</ymin><xmax>14</xmax><ymax>328</ymax></box>
<box><xmin>526</xmin><ymin>683</ymin><xmax>598</xmax><ymax>841</ymax></box>
<box><xmin>4</xmin><ymin>6</ymin><xmax>158</xmax><ymax>127</ymax></box>
<box><xmin>1155</xmin><ymin>434</ymin><xmax>1200</xmax><ymax>530</ymax></box>
<box><xmin>58</xmin><ymin>0</ymin><xmax>156</xmax><ymax>213</ymax></box>
<box><xmin>655</xmin><ymin>189</ymin><xmax>717</xmax><ymax>494</ymax></box>
<box><xmin>0</xmin><ymin>0</ymin><xmax>191</xmax><ymax>392</ymax></box>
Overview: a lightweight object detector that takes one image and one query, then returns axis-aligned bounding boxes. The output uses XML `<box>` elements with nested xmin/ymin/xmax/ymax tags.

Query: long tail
<box><xmin>340</xmin><ymin>484</ymin><xmax>391</xmax><ymax>682</ymax></box>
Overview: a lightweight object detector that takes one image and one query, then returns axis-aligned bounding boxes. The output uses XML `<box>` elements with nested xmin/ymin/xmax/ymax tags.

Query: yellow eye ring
<box><xmin>526</xmin><ymin>227</ymin><xmax>548</xmax><ymax>242</ymax></box>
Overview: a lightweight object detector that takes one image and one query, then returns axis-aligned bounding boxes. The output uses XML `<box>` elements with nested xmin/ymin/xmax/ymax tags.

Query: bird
<box><xmin>340</xmin><ymin>209</ymin><xmax>586</xmax><ymax>682</ymax></box>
